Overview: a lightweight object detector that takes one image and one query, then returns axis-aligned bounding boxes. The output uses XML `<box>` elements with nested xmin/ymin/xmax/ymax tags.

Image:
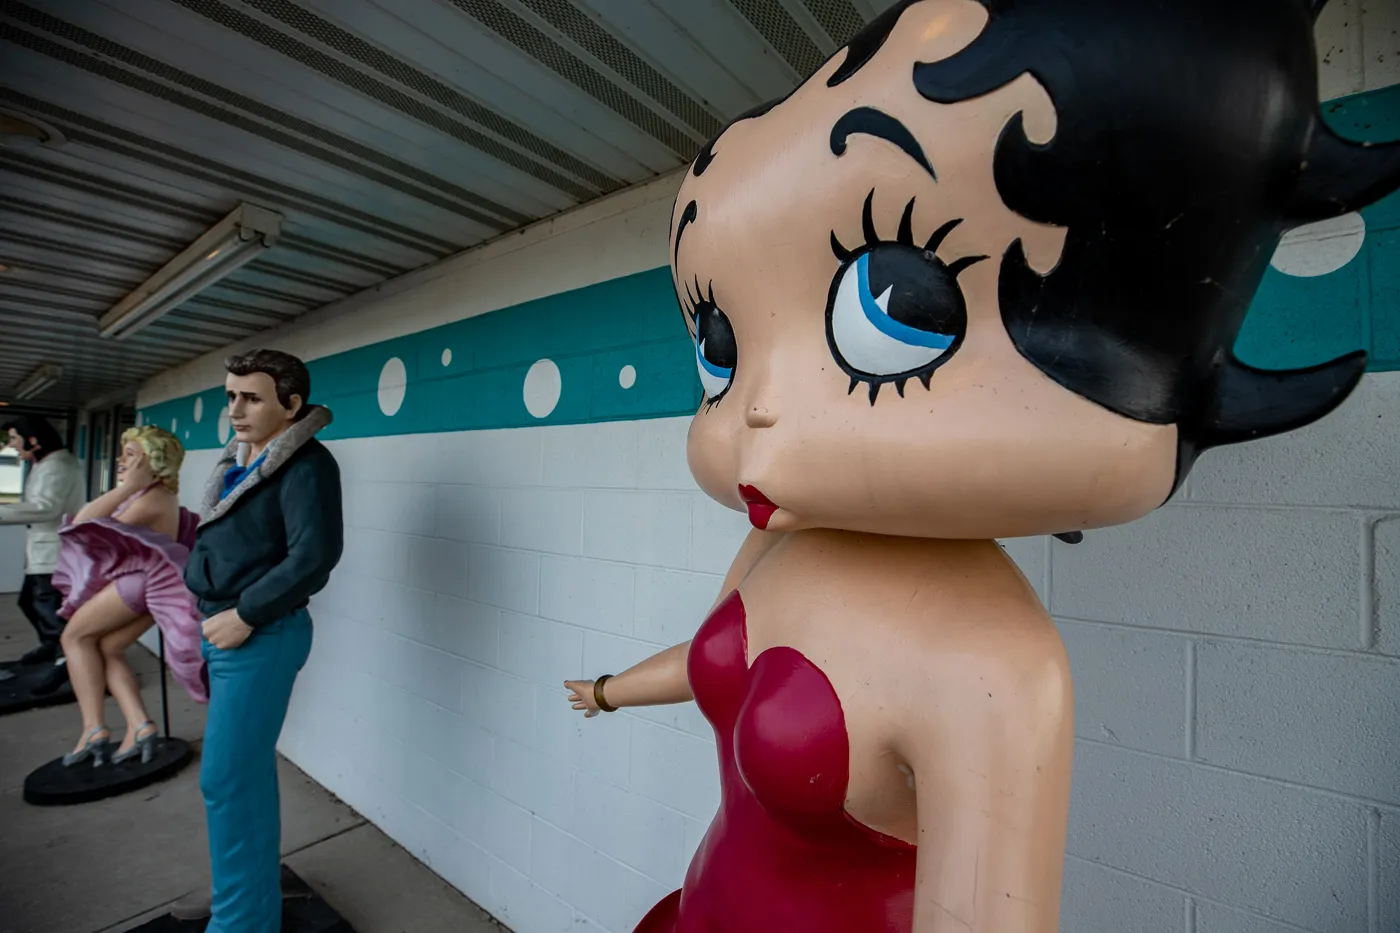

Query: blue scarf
<box><xmin>220</xmin><ymin>452</ymin><xmax>267</xmax><ymax>501</ymax></box>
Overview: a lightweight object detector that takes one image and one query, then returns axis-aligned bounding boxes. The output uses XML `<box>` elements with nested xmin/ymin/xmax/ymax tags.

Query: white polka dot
<box><xmin>193</xmin><ymin>396</ymin><xmax>203</xmax><ymax>423</ymax></box>
<box><xmin>442</xmin><ymin>348</ymin><xmax>453</xmax><ymax>367</ymax></box>
<box><xmin>170</xmin><ymin>418</ymin><xmax>178</xmax><ymax>433</ymax></box>
<box><xmin>135</xmin><ymin>413</ymin><xmax>143</xmax><ymax>427</ymax></box>
<box><xmin>184</xmin><ymin>431</ymin><xmax>190</xmax><ymax>440</ymax></box>
<box><xmin>218</xmin><ymin>409</ymin><xmax>231</xmax><ymax>445</ymax></box>
<box><xmin>378</xmin><ymin>357</ymin><xmax>407</xmax><ymax>417</ymax></box>
<box><xmin>523</xmin><ymin>359</ymin><xmax>562</xmax><ymax>419</ymax></box>
<box><xmin>1270</xmin><ymin>212</ymin><xmax>1366</xmax><ymax>277</ymax></box>
<box><xmin>619</xmin><ymin>365</ymin><xmax>637</xmax><ymax>390</ymax></box>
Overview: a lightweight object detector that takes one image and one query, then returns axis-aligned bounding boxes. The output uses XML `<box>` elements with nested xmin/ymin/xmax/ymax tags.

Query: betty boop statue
<box><xmin>564</xmin><ymin>2</ymin><xmax>1400</xmax><ymax>930</ymax></box>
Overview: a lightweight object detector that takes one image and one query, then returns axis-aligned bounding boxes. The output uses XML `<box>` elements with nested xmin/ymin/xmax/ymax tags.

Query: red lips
<box><xmin>738</xmin><ymin>485</ymin><xmax>779</xmax><ymax>530</ymax></box>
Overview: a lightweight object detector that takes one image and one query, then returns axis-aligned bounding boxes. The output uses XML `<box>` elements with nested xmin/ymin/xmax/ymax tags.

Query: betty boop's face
<box><xmin>675</xmin><ymin>0</ymin><xmax>1179</xmax><ymax>539</ymax></box>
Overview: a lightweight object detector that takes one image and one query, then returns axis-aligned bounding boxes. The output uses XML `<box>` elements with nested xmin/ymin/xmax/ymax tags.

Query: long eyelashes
<box><xmin>862</xmin><ymin>188</ymin><xmax>881</xmax><ymax>247</ymax></box>
<box><xmin>683</xmin><ymin>275</ymin><xmax>733</xmax><ymax>411</ymax></box>
<box><xmin>828</xmin><ymin>189</ymin><xmax>987</xmax><ymax>405</ymax></box>
<box><xmin>831</xmin><ymin>190</ymin><xmax>978</xmax><ymax>271</ymax></box>
<box><xmin>683</xmin><ymin>190</ymin><xmax>986</xmax><ymax>412</ymax></box>
<box><xmin>681</xmin><ymin>275</ymin><xmax>716</xmax><ymax>328</ymax></box>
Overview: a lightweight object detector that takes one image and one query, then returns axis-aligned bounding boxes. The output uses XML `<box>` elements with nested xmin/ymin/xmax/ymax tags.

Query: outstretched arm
<box><xmin>899</xmin><ymin>622</ymin><xmax>1074</xmax><ymax>933</ymax></box>
<box><xmin>0</xmin><ymin>490</ymin><xmax>69</xmax><ymax>525</ymax></box>
<box><xmin>0</xmin><ymin>462</ymin><xmax>77</xmax><ymax>526</ymax></box>
<box><xmin>567</xmin><ymin>641</ymin><xmax>693</xmax><ymax>715</ymax></box>
<box><xmin>566</xmin><ymin>526</ymin><xmax>784</xmax><ymax>713</ymax></box>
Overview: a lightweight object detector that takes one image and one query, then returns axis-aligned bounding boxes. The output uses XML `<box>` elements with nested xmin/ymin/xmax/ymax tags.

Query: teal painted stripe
<box><xmin>144</xmin><ymin>86</ymin><xmax>1400</xmax><ymax>451</ymax></box>
<box><xmin>140</xmin><ymin>266</ymin><xmax>701</xmax><ymax>451</ymax></box>
<box><xmin>1236</xmin><ymin>83</ymin><xmax>1400</xmax><ymax>370</ymax></box>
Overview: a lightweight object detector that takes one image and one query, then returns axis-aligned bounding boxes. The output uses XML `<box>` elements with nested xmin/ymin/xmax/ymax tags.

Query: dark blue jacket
<box><xmin>185</xmin><ymin>406</ymin><xmax>343</xmax><ymax>627</ymax></box>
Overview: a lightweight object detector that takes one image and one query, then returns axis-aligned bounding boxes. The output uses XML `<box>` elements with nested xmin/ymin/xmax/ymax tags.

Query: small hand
<box><xmin>203</xmin><ymin>609</ymin><xmax>253</xmax><ymax>650</ymax></box>
<box><xmin>564</xmin><ymin>680</ymin><xmax>602</xmax><ymax>718</ymax></box>
<box><xmin>123</xmin><ymin>450</ymin><xmax>157</xmax><ymax>490</ymax></box>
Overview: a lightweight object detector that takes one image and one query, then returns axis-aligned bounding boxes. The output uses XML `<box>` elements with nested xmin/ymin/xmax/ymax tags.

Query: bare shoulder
<box><xmin>140</xmin><ymin>486</ymin><xmax>180</xmax><ymax>509</ymax></box>
<box><xmin>881</xmin><ymin>601</ymin><xmax>1073</xmax><ymax>824</ymax></box>
<box><xmin>884</xmin><ymin>570</ymin><xmax>1071</xmax><ymax>739</ymax></box>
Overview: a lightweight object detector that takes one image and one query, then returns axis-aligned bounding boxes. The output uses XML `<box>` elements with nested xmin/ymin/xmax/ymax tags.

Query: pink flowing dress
<box><xmin>51</xmin><ymin>485</ymin><xmax>208</xmax><ymax>703</ymax></box>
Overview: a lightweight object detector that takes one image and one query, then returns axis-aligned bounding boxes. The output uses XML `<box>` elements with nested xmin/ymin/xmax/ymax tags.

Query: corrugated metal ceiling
<box><xmin>0</xmin><ymin>0</ymin><xmax>897</xmax><ymax>406</ymax></box>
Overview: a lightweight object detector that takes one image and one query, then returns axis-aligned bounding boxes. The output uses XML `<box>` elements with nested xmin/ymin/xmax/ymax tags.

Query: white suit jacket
<box><xmin>0</xmin><ymin>450</ymin><xmax>86</xmax><ymax>575</ymax></box>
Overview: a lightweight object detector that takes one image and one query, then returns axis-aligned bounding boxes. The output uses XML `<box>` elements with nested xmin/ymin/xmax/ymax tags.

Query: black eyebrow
<box><xmin>674</xmin><ymin>200</ymin><xmax>698</xmax><ymax>266</ymax></box>
<box><xmin>830</xmin><ymin>107</ymin><xmax>936</xmax><ymax>181</ymax></box>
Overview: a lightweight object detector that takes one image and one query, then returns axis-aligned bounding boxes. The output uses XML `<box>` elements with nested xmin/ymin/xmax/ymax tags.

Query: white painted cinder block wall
<box><xmin>145</xmin><ymin>9</ymin><xmax>1400</xmax><ymax>932</ymax></box>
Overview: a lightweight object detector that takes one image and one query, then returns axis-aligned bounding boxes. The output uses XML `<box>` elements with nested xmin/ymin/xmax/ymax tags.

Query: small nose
<box><xmin>745</xmin><ymin>405</ymin><xmax>777</xmax><ymax>428</ymax></box>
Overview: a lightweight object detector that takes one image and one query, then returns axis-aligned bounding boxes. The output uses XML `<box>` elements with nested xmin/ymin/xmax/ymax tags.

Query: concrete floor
<box><xmin>0</xmin><ymin>596</ymin><xmax>506</xmax><ymax>933</ymax></box>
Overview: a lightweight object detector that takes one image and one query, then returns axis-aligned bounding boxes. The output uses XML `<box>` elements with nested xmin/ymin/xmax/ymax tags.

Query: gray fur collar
<box><xmin>199</xmin><ymin>405</ymin><xmax>333</xmax><ymax>525</ymax></box>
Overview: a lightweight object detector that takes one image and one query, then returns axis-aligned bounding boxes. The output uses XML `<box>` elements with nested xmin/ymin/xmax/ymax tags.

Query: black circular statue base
<box><xmin>23</xmin><ymin>736</ymin><xmax>193</xmax><ymax>806</ymax></box>
<box><xmin>123</xmin><ymin>865</ymin><xmax>355</xmax><ymax>933</ymax></box>
<box><xmin>0</xmin><ymin>663</ymin><xmax>75</xmax><ymax>715</ymax></box>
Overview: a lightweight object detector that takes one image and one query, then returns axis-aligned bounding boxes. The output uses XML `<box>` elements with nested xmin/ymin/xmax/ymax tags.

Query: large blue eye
<box><xmin>827</xmin><ymin>194</ymin><xmax>984</xmax><ymax>403</ymax></box>
<box><xmin>692</xmin><ymin>299</ymin><xmax>737</xmax><ymax>402</ymax></box>
<box><xmin>830</xmin><ymin>251</ymin><xmax>960</xmax><ymax>377</ymax></box>
<box><xmin>696</xmin><ymin>339</ymin><xmax>733</xmax><ymax>399</ymax></box>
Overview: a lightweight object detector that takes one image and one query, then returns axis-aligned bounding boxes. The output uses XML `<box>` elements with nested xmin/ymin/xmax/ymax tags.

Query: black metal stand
<box><xmin>22</xmin><ymin>632</ymin><xmax>192</xmax><ymax>806</ymax></box>
<box><xmin>0</xmin><ymin>655</ymin><xmax>75</xmax><ymax>715</ymax></box>
<box><xmin>160</xmin><ymin>629</ymin><xmax>172</xmax><ymax>737</ymax></box>
<box><xmin>124</xmin><ymin>865</ymin><xmax>355</xmax><ymax>933</ymax></box>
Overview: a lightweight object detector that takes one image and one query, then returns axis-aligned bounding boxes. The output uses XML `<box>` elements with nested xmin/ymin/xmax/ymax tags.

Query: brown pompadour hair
<box><xmin>225</xmin><ymin>349</ymin><xmax>312</xmax><ymax>419</ymax></box>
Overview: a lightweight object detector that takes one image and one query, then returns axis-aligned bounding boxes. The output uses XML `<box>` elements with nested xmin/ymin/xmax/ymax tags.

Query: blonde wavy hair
<box><xmin>122</xmin><ymin>425</ymin><xmax>185</xmax><ymax>494</ymax></box>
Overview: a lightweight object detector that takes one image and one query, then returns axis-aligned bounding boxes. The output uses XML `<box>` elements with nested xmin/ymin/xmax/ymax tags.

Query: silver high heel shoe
<box><xmin>112</xmin><ymin>721</ymin><xmax>158</xmax><ymax>765</ymax></box>
<box><xmin>63</xmin><ymin>725</ymin><xmax>111</xmax><ymax>767</ymax></box>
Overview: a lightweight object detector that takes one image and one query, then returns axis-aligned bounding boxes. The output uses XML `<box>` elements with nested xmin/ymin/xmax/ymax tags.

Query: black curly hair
<box><xmin>688</xmin><ymin>0</ymin><xmax>1400</xmax><ymax>494</ymax></box>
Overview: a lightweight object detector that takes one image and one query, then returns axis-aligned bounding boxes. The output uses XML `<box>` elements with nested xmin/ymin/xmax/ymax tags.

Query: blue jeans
<box><xmin>200</xmin><ymin>611</ymin><xmax>313</xmax><ymax>933</ymax></box>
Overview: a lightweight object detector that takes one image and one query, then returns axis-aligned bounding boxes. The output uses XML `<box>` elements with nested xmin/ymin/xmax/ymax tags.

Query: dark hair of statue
<box><xmin>1</xmin><ymin>414</ymin><xmax>64</xmax><ymax>460</ymax></box>
<box><xmin>225</xmin><ymin>349</ymin><xmax>313</xmax><ymax>421</ymax></box>
<box><xmin>684</xmin><ymin>0</ymin><xmax>1400</xmax><ymax>497</ymax></box>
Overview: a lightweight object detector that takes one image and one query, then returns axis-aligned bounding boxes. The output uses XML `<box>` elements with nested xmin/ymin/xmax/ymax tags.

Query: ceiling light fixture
<box><xmin>0</xmin><ymin>108</ymin><xmax>66</xmax><ymax>149</ymax></box>
<box><xmin>98</xmin><ymin>202</ymin><xmax>283</xmax><ymax>340</ymax></box>
<box><xmin>14</xmin><ymin>363</ymin><xmax>63</xmax><ymax>401</ymax></box>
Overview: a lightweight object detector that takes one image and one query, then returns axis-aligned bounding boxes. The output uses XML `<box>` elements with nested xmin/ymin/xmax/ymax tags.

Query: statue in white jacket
<box><xmin>0</xmin><ymin>415</ymin><xmax>85</xmax><ymax>674</ymax></box>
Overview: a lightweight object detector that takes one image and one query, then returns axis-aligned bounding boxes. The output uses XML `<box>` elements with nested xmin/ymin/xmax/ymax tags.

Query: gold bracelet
<box><xmin>594</xmin><ymin>674</ymin><xmax>618</xmax><ymax>713</ymax></box>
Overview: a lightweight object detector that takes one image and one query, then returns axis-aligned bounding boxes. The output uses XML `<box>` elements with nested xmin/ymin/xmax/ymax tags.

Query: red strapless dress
<box><xmin>635</xmin><ymin>590</ymin><xmax>917</xmax><ymax>933</ymax></box>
